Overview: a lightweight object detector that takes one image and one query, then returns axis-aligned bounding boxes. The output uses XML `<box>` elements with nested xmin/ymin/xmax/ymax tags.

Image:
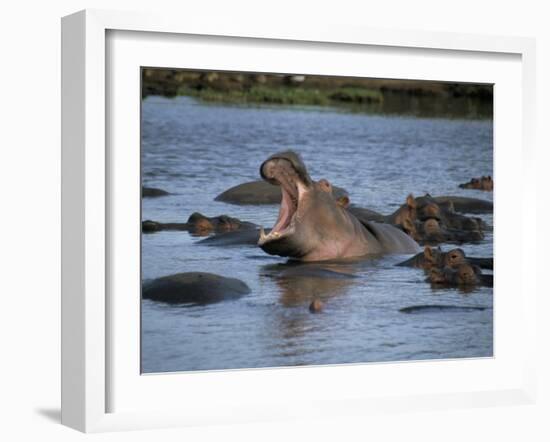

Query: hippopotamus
<box><xmin>427</xmin><ymin>263</ymin><xmax>493</xmax><ymax>287</ymax></box>
<box><xmin>215</xmin><ymin>179</ymin><xmax>349</xmax><ymax>205</ymax></box>
<box><xmin>402</xmin><ymin>218</ymin><xmax>484</xmax><ymax>245</ymax></box>
<box><xmin>350</xmin><ymin>194</ymin><xmax>487</xmax><ymax>238</ymax></box>
<box><xmin>142</xmin><ymin>272</ymin><xmax>250</xmax><ymax>305</ymax></box>
<box><xmin>402</xmin><ymin>193</ymin><xmax>487</xmax><ymax>231</ymax></box>
<box><xmin>404</xmin><ymin>194</ymin><xmax>487</xmax><ymax>231</ymax></box>
<box><xmin>256</xmin><ymin>151</ymin><xmax>420</xmax><ymax>261</ymax></box>
<box><xmin>399</xmin><ymin>304</ymin><xmax>489</xmax><ymax>314</ymax></box>
<box><xmin>432</xmin><ymin>196</ymin><xmax>493</xmax><ymax>214</ymax></box>
<box><xmin>142</xmin><ymin>212</ymin><xmax>256</xmax><ymax>236</ymax></box>
<box><xmin>346</xmin><ymin>205</ymin><xmax>386</xmax><ymax>223</ymax></box>
<box><xmin>397</xmin><ymin>246</ymin><xmax>466</xmax><ymax>270</ymax></box>
<box><xmin>197</xmin><ymin>227</ymin><xmax>266</xmax><ymax>246</ymax></box>
<box><xmin>142</xmin><ymin>186</ymin><xmax>170</xmax><ymax>197</ymax></box>
<box><xmin>459</xmin><ymin>176</ymin><xmax>493</xmax><ymax>191</ymax></box>
<box><xmin>396</xmin><ymin>246</ymin><xmax>493</xmax><ymax>270</ymax></box>
<box><xmin>346</xmin><ymin>195</ymin><xmax>418</xmax><ymax>227</ymax></box>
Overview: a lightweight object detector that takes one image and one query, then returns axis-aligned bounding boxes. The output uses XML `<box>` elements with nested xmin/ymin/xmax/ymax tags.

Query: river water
<box><xmin>141</xmin><ymin>95</ymin><xmax>493</xmax><ymax>374</ymax></box>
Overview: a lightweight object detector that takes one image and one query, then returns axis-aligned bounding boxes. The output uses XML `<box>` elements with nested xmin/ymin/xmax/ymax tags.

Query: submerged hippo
<box><xmin>399</xmin><ymin>304</ymin><xmax>488</xmax><ymax>314</ymax></box>
<box><xmin>428</xmin><ymin>263</ymin><xmax>493</xmax><ymax>288</ymax></box>
<box><xmin>197</xmin><ymin>227</ymin><xmax>265</xmax><ymax>246</ymax></box>
<box><xmin>261</xmin><ymin>261</ymin><xmax>359</xmax><ymax>307</ymax></box>
<box><xmin>396</xmin><ymin>246</ymin><xmax>493</xmax><ymax>270</ymax></box>
<box><xmin>411</xmin><ymin>195</ymin><xmax>476</xmax><ymax>229</ymax></box>
<box><xmin>350</xmin><ymin>194</ymin><xmax>487</xmax><ymax>239</ymax></box>
<box><xmin>215</xmin><ymin>179</ymin><xmax>349</xmax><ymax>206</ymax></box>
<box><xmin>397</xmin><ymin>246</ymin><xmax>467</xmax><ymax>270</ymax></box>
<box><xmin>403</xmin><ymin>194</ymin><xmax>486</xmax><ymax>231</ymax></box>
<box><xmin>142</xmin><ymin>186</ymin><xmax>170</xmax><ymax>197</ymax></box>
<box><xmin>143</xmin><ymin>212</ymin><xmax>256</xmax><ymax>236</ymax></box>
<box><xmin>402</xmin><ymin>218</ymin><xmax>484</xmax><ymax>245</ymax></box>
<box><xmin>142</xmin><ymin>272</ymin><xmax>250</xmax><ymax>305</ymax></box>
<box><xmin>256</xmin><ymin>151</ymin><xmax>420</xmax><ymax>261</ymax></box>
<box><xmin>432</xmin><ymin>196</ymin><xmax>493</xmax><ymax>214</ymax></box>
<box><xmin>459</xmin><ymin>176</ymin><xmax>493</xmax><ymax>191</ymax></box>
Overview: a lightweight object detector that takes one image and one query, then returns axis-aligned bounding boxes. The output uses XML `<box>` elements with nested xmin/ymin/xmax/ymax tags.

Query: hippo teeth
<box><xmin>258</xmin><ymin>226</ymin><xmax>275</xmax><ymax>245</ymax></box>
<box><xmin>259</xmin><ymin>227</ymin><xmax>267</xmax><ymax>244</ymax></box>
<box><xmin>258</xmin><ymin>225</ymin><xmax>289</xmax><ymax>246</ymax></box>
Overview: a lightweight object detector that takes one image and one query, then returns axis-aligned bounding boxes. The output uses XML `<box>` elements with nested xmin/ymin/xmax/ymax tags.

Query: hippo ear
<box><xmin>402</xmin><ymin>217</ymin><xmax>415</xmax><ymax>234</ymax></box>
<box><xmin>318</xmin><ymin>178</ymin><xmax>333</xmax><ymax>194</ymax></box>
<box><xmin>406</xmin><ymin>194</ymin><xmax>417</xmax><ymax>209</ymax></box>
<box><xmin>424</xmin><ymin>246</ymin><xmax>433</xmax><ymax>259</ymax></box>
<box><xmin>187</xmin><ymin>212</ymin><xmax>206</xmax><ymax>223</ymax></box>
<box><xmin>318</xmin><ymin>178</ymin><xmax>332</xmax><ymax>193</ymax></box>
<box><xmin>336</xmin><ymin>195</ymin><xmax>350</xmax><ymax>208</ymax></box>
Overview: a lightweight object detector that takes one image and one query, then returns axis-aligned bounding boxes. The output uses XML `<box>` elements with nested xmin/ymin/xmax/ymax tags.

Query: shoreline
<box><xmin>142</xmin><ymin>69</ymin><xmax>493</xmax><ymax>119</ymax></box>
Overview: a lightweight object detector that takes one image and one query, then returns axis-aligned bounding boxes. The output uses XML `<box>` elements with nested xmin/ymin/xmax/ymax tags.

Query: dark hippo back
<box><xmin>215</xmin><ymin>179</ymin><xmax>348</xmax><ymax>205</ymax></box>
<box><xmin>358</xmin><ymin>220</ymin><xmax>421</xmax><ymax>254</ymax></box>
<box><xmin>142</xmin><ymin>272</ymin><xmax>251</xmax><ymax>305</ymax></box>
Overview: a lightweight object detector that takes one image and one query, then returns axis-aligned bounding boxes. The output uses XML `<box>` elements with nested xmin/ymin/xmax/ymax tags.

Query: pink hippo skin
<box><xmin>257</xmin><ymin>151</ymin><xmax>420</xmax><ymax>261</ymax></box>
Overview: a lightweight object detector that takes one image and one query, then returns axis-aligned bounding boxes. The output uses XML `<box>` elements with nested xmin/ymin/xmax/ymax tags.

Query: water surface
<box><xmin>141</xmin><ymin>96</ymin><xmax>493</xmax><ymax>373</ymax></box>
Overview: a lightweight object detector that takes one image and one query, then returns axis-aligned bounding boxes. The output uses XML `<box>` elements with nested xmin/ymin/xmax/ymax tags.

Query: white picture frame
<box><xmin>61</xmin><ymin>9</ymin><xmax>537</xmax><ymax>433</ymax></box>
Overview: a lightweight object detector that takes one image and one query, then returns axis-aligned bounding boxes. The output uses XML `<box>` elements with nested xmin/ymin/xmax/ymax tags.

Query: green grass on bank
<box><xmin>178</xmin><ymin>85</ymin><xmax>384</xmax><ymax>107</ymax></box>
<box><xmin>141</xmin><ymin>70</ymin><xmax>493</xmax><ymax>118</ymax></box>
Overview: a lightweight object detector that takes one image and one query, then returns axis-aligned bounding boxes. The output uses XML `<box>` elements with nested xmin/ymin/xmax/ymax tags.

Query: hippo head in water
<box><xmin>187</xmin><ymin>212</ymin><xmax>244</xmax><ymax>235</ymax></box>
<box><xmin>257</xmin><ymin>151</ymin><xmax>371</xmax><ymax>261</ymax></box>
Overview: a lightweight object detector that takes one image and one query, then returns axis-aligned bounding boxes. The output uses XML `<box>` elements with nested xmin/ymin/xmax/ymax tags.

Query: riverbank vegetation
<box><xmin>141</xmin><ymin>68</ymin><xmax>493</xmax><ymax>118</ymax></box>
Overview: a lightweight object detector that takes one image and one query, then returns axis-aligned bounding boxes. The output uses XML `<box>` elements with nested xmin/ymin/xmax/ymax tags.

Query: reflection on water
<box><xmin>261</xmin><ymin>262</ymin><xmax>360</xmax><ymax>307</ymax></box>
<box><xmin>141</xmin><ymin>96</ymin><xmax>493</xmax><ymax>373</ymax></box>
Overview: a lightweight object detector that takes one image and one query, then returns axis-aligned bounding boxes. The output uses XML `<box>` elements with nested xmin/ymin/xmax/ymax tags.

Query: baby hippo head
<box><xmin>454</xmin><ymin>263</ymin><xmax>481</xmax><ymax>285</ymax></box>
<box><xmin>443</xmin><ymin>248</ymin><xmax>466</xmax><ymax>268</ymax></box>
<box><xmin>404</xmin><ymin>218</ymin><xmax>442</xmax><ymax>242</ymax></box>
<box><xmin>187</xmin><ymin>212</ymin><xmax>215</xmax><ymax>235</ymax></box>
<box><xmin>423</xmin><ymin>246</ymin><xmax>443</xmax><ymax>269</ymax></box>
<box><xmin>187</xmin><ymin>212</ymin><xmax>242</xmax><ymax>235</ymax></box>
<box><xmin>424</xmin><ymin>246</ymin><xmax>467</xmax><ymax>270</ymax></box>
<box><xmin>428</xmin><ymin>267</ymin><xmax>447</xmax><ymax>284</ymax></box>
<box><xmin>415</xmin><ymin>194</ymin><xmax>442</xmax><ymax>220</ymax></box>
<box><xmin>423</xmin><ymin>218</ymin><xmax>441</xmax><ymax>236</ymax></box>
<box><xmin>213</xmin><ymin>215</ymin><xmax>242</xmax><ymax>232</ymax></box>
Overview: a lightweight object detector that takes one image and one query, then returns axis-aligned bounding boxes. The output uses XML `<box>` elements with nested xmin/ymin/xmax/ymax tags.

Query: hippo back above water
<box><xmin>257</xmin><ymin>151</ymin><xmax>420</xmax><ymax>261</ymax></box>
<box><xmin>215</xmin><ymin>179</ymin><xmax>349</xmax><ymax>205</ymax></box>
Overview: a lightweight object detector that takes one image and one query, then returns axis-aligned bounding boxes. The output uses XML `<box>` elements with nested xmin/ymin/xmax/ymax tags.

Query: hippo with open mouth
<box><xmin>257</xmin><ymin>151</ymin><xmax>420</xmax><ymax>261</ymax></box>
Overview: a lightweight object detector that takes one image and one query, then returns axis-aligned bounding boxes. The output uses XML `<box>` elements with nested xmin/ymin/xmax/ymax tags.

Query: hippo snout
<box><xmin>259</xmin><ymin>150</ymin><xmax>312</xmax><ymax>186</ymax></box>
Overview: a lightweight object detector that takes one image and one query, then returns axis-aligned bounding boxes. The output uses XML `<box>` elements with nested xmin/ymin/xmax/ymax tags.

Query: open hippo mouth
<box><xmin>256</xmin><ymin>151</ymin><xmax>421</xmax><ymax>261</ymax></box>
<box><xmin>258</xmin><ymin>151</ymin><xmax>311</xmax><ymax>249</ymax></box>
